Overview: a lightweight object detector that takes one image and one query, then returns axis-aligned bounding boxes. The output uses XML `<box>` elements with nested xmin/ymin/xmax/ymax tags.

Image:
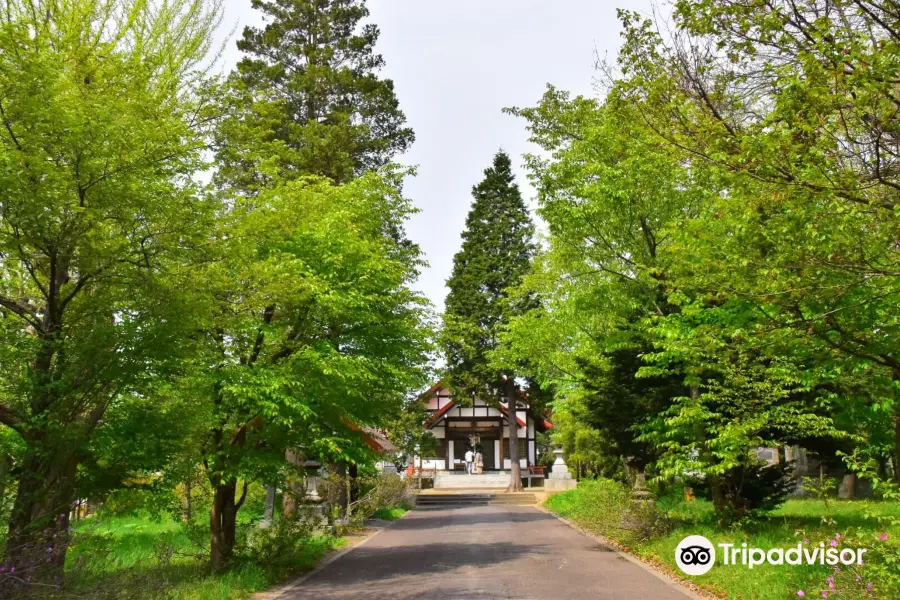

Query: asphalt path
<box><xmin>284</xmin><ymin>504</ymin><xmax>695</xmax><ymax>600</ymax></box>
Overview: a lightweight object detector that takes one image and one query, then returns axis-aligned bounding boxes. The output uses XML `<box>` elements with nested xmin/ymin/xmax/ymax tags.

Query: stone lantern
<box><xmin>545</xmin><ymin>447</ymin><xmax>577</xmax><ymax>491</ymax></box>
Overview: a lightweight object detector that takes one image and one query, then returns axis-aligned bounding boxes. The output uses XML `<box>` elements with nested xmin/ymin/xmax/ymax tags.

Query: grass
<box><xmin>370</xmin><ymin>507</ymin><xmax>407</xmax><ymax>521</ymax></box>
<box><xmin>55</xmin><ymin>514</ymin><xmax>344</xmax><ymax>600</ymax></box>
<box><xmin>545</xmin><ymin>481</ymin><xmax>900</xmax><ymax>600</ymax></box>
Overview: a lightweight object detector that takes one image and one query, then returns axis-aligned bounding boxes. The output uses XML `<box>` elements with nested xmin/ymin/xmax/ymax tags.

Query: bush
<box><xmin>686</xmin><ymin>461</ymin><xmax>795</xmax><ymax>523</ymax></box>
<box><xmin>241</xmin><ymin>506</ymin><xmax>321</xmax><ymax>569</ymax></box>
<box><xmin>721</xmin><ymin>462</ymin><xmax>795</xmax><ymax>520</ymax></box>
<box><xmin>546</xmin><ymin>478</ymin><xmax>671</xmax><ymax>547</ymax></box>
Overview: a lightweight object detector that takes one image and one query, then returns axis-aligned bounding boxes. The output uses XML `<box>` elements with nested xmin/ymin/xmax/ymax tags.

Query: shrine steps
<box><xmin>434</xmin><ymin>471</ymin><xmax>511</xmax><ymax>489</ymax></box>
<box><xmin>415</xmin><ymin>491</ymin><xmax>538</xmax><ymax>507</ymax></box>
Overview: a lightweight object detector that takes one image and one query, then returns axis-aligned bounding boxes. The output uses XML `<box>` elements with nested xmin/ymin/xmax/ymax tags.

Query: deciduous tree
<box><xmin>0</xmin><ymin>0</ymin><xmax>220</xmax><ymax>579</ymax></box>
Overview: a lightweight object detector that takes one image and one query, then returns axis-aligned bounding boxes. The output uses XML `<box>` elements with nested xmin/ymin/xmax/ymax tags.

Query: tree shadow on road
<box><xmin>298</xmin><ymin>541</ymin><xmax>547</xmax><ymax>587</ymax></box>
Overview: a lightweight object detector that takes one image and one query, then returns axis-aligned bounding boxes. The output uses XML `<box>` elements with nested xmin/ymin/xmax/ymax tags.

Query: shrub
<box><xmin>721</xmin><ymin>462</ymin><xmax>795</xmax><ymax>519</ymax></box>
<box><xmin>686</xmin><ymin>461</ymin><xmax>795</xmax><ymax>523</ymax></box>
<box><xmin>241</xmin><ymin>506</ymin><xmax>321</xmax><ymax>569</ymax></box>
<box><xmin>546</xmin><ymin>478</ymin><xmax>671</xmax><ymax>547</ymax></box>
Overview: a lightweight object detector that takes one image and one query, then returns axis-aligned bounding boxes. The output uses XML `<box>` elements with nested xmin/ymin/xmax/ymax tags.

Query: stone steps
<box><xmin>415</xmin><ymin>492</ymin><xmax>537</xmax><ymax>507</ymax></box>
<box><xmin>434</xmin><ymin>472</ymin><xmax>511</xmax><ymax>489</ymax></box>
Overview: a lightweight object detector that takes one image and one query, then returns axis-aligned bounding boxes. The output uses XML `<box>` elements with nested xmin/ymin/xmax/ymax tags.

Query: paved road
<box><xmin>285</xmin><ymin>504</ymin><xmax>694</xmax><ymax>600</ymax></box>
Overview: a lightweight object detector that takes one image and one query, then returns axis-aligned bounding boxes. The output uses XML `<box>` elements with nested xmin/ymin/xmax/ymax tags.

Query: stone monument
<box><xmin>545</xmin><ymin>447</ymin><xmax>578</xmax><ymax>492</ymax></box>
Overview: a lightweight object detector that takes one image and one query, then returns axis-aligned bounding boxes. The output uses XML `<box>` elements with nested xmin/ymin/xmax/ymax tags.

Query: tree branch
<box><xmin>0</xmin><ymin>404</ymin><xmax>24</xmax><ymax>434</ymax></box>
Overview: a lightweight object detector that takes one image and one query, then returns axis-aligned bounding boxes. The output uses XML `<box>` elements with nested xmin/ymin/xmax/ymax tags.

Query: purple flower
<box><xmin>804</xmin><ymin>538</ymin><xmax>810</xmax><ymax>545</ymax></box>
<box><xmin>878</xmin><ymin>533</ymin><xmax>888</xmax><ymax>541</ymax></box>
<box><xmin>867</xmin><ymin>583</ymin><xmax>874</xmax><ymax>591</ymax></box>
<box><xmin>826</xmin><ymin>576</ymin><xmax>833</xmax><ymax>584</ymax></box>
<box><xmin>821</xmin><ymin>591</ymin><xmax>828</xmax><ymax>599</ymax></box>
<box><xmin>828</xmin><ymin>582</ymin><xmax>835</xmax><ymax>590</ymax></box>
<box><xmin>835</xmin><ymin>533</ymin><xmax>841</xmax><ymax>540</ymax></box>
<box><xmin>10</xmin><ymin>567</ymin><xmax>14</xmax><ymax>573</ymax></box>
<box><xmin>797</xmin><ymin>592</ymin><xmax>805</xmax><ymax>598</ymax></box>
<box><xmin>830</xmin><ymin>539</ymin><xmax>838</xmax><ymax>547</ymax></box>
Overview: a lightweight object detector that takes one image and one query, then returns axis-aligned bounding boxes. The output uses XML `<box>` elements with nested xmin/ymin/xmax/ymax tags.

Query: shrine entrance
<box><xmin>450</xmin><ymin>430</ymin><xmax>499</xmax><ymax>471</ymax></box>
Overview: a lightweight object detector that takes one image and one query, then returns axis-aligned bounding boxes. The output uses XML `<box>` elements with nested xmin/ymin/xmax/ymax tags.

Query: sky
<box><xmin>218</xmin><ymin>0</ymin><xmax>655</xmax><ymax>312</ymax></box>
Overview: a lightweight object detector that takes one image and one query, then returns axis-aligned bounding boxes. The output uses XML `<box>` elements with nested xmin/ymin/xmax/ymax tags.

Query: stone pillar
<box><xmin>494</xmin><ymin>440</ymin><xmax>501</xmax><ymax>470</ymax></box>
<box><xmin>838</xmin><ymin>473</ymin><xmax>857</xmax><ymax>499</ymax></box>
<box><xmin>631</xmin><ymin>470</ymin><xmax>653</xmax><ymax>503</ymax></box>
<box><xmin>545</xmin><ymin>447</ymin><xmax>577</xmax><ymax>491</ymax></box>
<box><xmin>260</xmin><ymin>486</ymin><xmax>276</xmax><ymax>528</ymax></box>
<box><xmin>448</xmin><ymin>440</ymin><xmax>455</xmax><ymax>471</ymax></box>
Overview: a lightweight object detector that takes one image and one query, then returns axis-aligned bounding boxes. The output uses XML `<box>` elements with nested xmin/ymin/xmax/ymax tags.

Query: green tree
<box><xmin>504</xmin><ymin>84</ymin><xmax>847</xmax><ymax>522</ymax></box>
<box><xmin>616</xmin><ymin>1</ymin><xmax>900</xmax><ymax>481</ymax></box>
<box><xmin>216</xmin><ymin>0</ymin><xmax>414</xmax><ymax>190</ymax></box>
<box><xmin>0</xmin><ymin>0</ymin><xmax>220</xmax><ymax>579</ymax></box>
<box><xmin>442</xmin><ymin>150</ymin><xmax>535</xmax><ymax>492</ymax></box>
<box><xmin>195</xmin><ymin>173</ymin><xmax>431</xmax><ymax>569</ymax></box>
<box><xmin>385</xmin><ymin>396</ymin><xmax>439</xmax><ymax>473</ymax></box>
<box><xmin>502</xmin><ymin>88</ymin><xmax>704</xmax><ymax>485</ymax></box>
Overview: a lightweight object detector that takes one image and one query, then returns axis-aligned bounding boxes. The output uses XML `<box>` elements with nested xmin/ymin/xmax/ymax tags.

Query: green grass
<box><xmin>546</xmin><ymin>481</ymin><xmax>900</xmax><ymax>600</ymax></box>
<box><xmin>370</xmin><ymin>507</ymin><xmax>407</xmax><ymax>521</ymax></box>
<box><xmin>58</xmin><ymin>515</ymin><xmax>344</xmax><ymax>600</ymax></box>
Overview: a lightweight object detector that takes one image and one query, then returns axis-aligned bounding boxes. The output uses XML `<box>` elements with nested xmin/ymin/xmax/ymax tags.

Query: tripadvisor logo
<box><xmin>676</xmin><ymin>535</ymin><xmax>716</xmax><ymax>576</ymax></box>
<box><xmin>675</xmin><ymin>535</ymin><xmax>869</xmax><ymax>577</ymax></box>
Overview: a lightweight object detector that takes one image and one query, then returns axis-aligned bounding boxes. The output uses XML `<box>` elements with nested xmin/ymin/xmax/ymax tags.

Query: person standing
<box><xmin>465</xmin><ymin>448</ymin><xmax>474</xmax><ymax>474</ymax></box>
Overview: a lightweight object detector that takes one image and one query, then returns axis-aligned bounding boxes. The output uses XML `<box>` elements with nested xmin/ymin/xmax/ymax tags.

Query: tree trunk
<box><xmin>893</xmin><ymin>368</ymin><xmax>900</xmax><ymax>484</ymax></box>
<box><xmin>417</xmin><ymin>452</ymin><xmax>423</xmax><ymax>490</ymax></box>
<box><xmin>3</xmin><ymin>443</ymin><xmax>78</xmax><ymax>583</ymax></box>
<box><xmin>333</xmin><ymin>464</ymin><xmax>348</xmax><ymax>517</ymax></box>
<box><xmin>689</xmin><ymin>384</ymin><xmax>726</xmax><ymax>524</ymax></box>
<box><xmin>182</xmin><ymin>477</ymin><xmax>193</xmax><ymax>522</ymax></box>
<box><xmin>894</xmin><ymin>408</ymin><xmax>900</xmax><ymax>484</ymax></box>
<box><xmin>349</xmin><ymin>463</ymin><xmax>359</xmax><ymax>504</ymax></box>
<box><xmin>0</xmin><ymin>453</ymin><xmax>8</xmax><ymax>507</ymax></box>
<box><xmin>506</xmin><ymin>380</ymin><xmax>523</xmax><ymax>493</ymax></box>
<box><xmin>210</xmin><ymin>480</ymin><xmax>238</xmax><ymax>572</ymax></box>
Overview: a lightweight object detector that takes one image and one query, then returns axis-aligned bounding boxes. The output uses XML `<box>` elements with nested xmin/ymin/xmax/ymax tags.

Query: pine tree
<box><xmin>217</xmin><ymin>0</ymin><xmax>414</xmax><ymax>188</ymax></box>
<box><xmin>442</xmin><ymin>150</ymin><xmax>535</xmax><ymax>492</ymax></box>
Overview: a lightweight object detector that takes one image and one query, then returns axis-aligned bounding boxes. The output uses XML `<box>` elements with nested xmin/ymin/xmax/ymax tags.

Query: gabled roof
<box><xmin>420</xmin><ymin>380</ymin><xmax>553</xmax><ymax>431</ymax></box>
<box><xmin>341</xmin><ymin>418</ymin><xmax>397</xmax><ymax>454</ymax></box>
<box><xmin>424</xmin><ymin>399</ymin><xmax>456</xmax><ymax>428</ymax></box>
<box><xmin>498</xmin><ymin>403</ymin><xmax>527</xmax><ymax>428</ymax></box>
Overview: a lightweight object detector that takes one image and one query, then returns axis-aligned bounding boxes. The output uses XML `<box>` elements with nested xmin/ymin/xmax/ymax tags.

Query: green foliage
<box><xmin>547</xmin><ymin>486</ymin><xmax>900</xmax><ymax>600</ymax></box>
<box><xmin>348</xmin><ymin>473</ymin><xmax>411</xmax><ymax>521</ymax></box>
<box><xmin>190</xmin><ymin>171</ymin><xmax>432</xmax><ymax>566</ymax></box>
<box><xmin>616</xmin><ymin>0</ymin><xmax>900</xmax><ymax>478</ymax></box>
<box><xmin>550</xmin><ymin>410</ymin><xmax>620</xmax><ymax>479</ymax></box>
<box><xmin>371</xmin><ymin>507</ymin><xmax>407</xmax><ymax>521</ymax></box>
<box><xmin>5</xmin><ymin>514</ymin><xmax>343</xmax><ymax>599</ymax></box>
<box><xmin>241</xmin><ymin>507</ymin><xmax>321</xmax><ymax>569</ymax></box>
<box><xmin>802</xmin><ymin>473</ymin><xmax>841</xmax><ymax>508</ymax></box>
<box><xmin>0</xmin><ymin>0</ymin><xmax>222</xmax><ymax>574</ymax></box>
<box><xmin>385</xmin><ymin>397</ymin><xmax>440</xmax><ymax>470</ymax></box>
<box><xmin>217</xmin><ymin>0</ymin><xmax>413</xmax><ymax>188</ymax></box>
<box><xmin>545</xmin><ymin>479</ymin><xmax>670</xmax><ymax>548</ymax></box>
<box><xmin>442</xmin><ymin>150</ymin><xmax>536</xmax><ymax>398</ymax></box>
<box><xmin>504</xmin><ymin>0</ymin><xmax>900</xmax><ymax>525</ymax></box>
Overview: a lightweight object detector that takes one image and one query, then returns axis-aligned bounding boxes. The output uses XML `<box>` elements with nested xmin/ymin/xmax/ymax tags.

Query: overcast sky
<box><xmin>218</xmin><ymin>0</ymin><xmax>655</xmax><ymax>312</ymax></box>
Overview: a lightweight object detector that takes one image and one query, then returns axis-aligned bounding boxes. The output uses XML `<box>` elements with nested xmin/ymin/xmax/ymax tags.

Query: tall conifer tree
<box><xmin>217</xmin><ymin>0</ymin><xmax>414</xmax><ymax>189</ymax></box>
<box><xmin>443</xmin><ymin>151</ymin><xmax>535</xmax><ymax>492</ymax></box>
